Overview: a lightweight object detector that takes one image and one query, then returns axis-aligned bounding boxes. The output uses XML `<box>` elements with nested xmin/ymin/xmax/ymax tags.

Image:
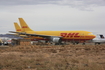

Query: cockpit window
<box><xmin>88</xmin><ymin>33</ymin><xmax>93</xmax><ymax>35</ymax></box>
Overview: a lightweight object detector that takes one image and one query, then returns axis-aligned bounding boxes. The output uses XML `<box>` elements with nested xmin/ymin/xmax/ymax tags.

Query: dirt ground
<box><xmin>0</xmin><ymin>44</ymin><xmax>105</xmax><ymax>70</ymax></box>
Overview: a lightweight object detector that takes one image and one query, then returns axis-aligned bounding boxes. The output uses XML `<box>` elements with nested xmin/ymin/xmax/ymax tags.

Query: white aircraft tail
<box><xmin>92</xmin><ymin>34</ymin><xmax>105</xmax><ymax>44</ymax></box>
<box><xmin>99</xmin><ymin>34</ymin><xmax>104</xmax><ymax>38</ymax></box>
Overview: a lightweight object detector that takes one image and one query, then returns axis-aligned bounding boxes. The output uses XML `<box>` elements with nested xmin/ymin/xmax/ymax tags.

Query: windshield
<box><xmin>88</xmin><ymin>33</ymin><xmax>93</xmax><ymax>35</ymax></box>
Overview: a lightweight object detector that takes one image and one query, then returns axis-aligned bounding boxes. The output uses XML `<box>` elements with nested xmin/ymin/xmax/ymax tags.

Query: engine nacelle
<box><xmin>52</xmin><ymin>38</ymin><xmax>61</xmax><ymax>43</ymax></box>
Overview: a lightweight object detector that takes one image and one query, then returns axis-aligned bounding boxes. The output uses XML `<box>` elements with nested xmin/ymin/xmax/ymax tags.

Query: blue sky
<box><xmin>0</xmin><ymin>0</ymin><xmax>105</xmax><ymax>35</ymax></box>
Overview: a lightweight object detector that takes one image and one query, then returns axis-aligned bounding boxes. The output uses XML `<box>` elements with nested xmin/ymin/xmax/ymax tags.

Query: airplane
<box><xmin>10</xmin><ymin>18</ymin><xmax>96</xmax><ymax>44</ymax></box>
<box><xmin>9</xmin><ymin>22</ymin><xmax>24</xmax><ymax>35</ymax></box>
<box><xmin>13</xmin><ymin>22</ymin><xmax>43</xmax><ymax>41</ymax></box>
<box><xmin>7</xmin><ymin>22</ymin><xmax>34</xmax><ymax>42</ymax></box>
<box><xmin>14</xmin><ymin>22</ymin><xmax>23</xmax><ymax>32</ymax></box>
<box><xmin>13</xmin><ymin>22</ymin><xmax>37</xmax><ymax>40</ymax></box>
<box><xmin>92</xmin><ymin>34</ymin><xmax>105</xmax><ymax>44</ymax></box>
<box><xmin>0</xmin><ymin>34</ymin><xmax>21</xmax><ymax>45</ymax></box>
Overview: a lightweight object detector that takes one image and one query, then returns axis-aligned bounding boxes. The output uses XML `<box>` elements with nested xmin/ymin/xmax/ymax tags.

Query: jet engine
<box><xmin>51</xmin><ymin>37</ymin><xmax>61</xmax><ymax>43</ymax></box>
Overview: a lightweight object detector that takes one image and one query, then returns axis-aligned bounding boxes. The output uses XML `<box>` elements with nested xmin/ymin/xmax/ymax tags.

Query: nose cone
<box><xmin>92</xmin><ymin>35</ymin><xmax>96</xmax><ymax>39</ymax></box>
<box><xmin>87</xmin><ymin>35</ymin><xmax>96</xmax><ymax>39</ymax></box>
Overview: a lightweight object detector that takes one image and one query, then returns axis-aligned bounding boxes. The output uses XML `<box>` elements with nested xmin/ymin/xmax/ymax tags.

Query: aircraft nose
<box><xmin>92</xmin><ymin>35</ymin><xmax>96</xmax><ymax>38</ymax></box>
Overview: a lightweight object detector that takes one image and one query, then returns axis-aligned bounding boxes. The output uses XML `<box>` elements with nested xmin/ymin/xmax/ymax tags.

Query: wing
<box><xmin>22</xmin><ymin>33</ymin><xmax>62</xmax><ymax>38</ymax></box>
<box><xmin>9</xmin><ymin>31</ymin><xmax>63</xmax><ymax>43</ymax></box>
<box><xmin>9</xmin><ymin>31</ymin><xmax>62</xmax><ymax>38</ymax></box>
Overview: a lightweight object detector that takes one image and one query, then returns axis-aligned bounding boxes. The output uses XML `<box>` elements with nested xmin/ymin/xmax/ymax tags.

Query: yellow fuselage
<box><xmin>26</xmin><ymin>30</ymin><xmax>95</xmax><ymax>41</ymax></box>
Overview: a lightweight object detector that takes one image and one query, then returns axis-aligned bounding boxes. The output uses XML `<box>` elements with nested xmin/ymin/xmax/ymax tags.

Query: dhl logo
<box><xmin>61</xmin><ymin>33</ymin><xmax>80</xmax><ymax>37</ymax></box>
<box><xmin>17</xmin><ymin>29</ymin><xmax>21</xmax><ymax>31</ymax></box>
<box><xmin>22</xmin><ymin>26</ymin><xmax>28</xmax><ymax>28</ymax></box>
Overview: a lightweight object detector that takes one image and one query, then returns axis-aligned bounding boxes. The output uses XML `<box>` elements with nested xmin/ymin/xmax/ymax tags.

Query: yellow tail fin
<box><xmin>14</xmin><ymin>22</ymin><xmax>23</xmax><ymax>32</ymax></box>
<box><xmin>18</xmin><ymin>18</ymin><xmax>33</xmax><ymax>32</ymax></box>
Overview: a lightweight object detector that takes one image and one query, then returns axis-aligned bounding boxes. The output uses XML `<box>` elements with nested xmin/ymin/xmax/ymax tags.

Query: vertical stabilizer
<box><xmin>18</xmin><ymin>18</ymin><xmax>33</xmax><ymax>32</ymax></box>
<box><xmin>99</xmin><ymin>35</ymin><xmax>104</xmax><ymax>38</ymax></box>
<box><xmin>14</xmin><ymin>22</ymin><xmax>23</xmax><ymax>32</ymax></box>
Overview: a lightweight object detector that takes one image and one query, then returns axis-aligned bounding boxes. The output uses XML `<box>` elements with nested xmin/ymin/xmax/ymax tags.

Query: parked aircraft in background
<box><xmin>92</xmin><ymin>34</ymin><xmax>105</xmax><ymax>44</ymax></box>
<box><xmin>9</xmin><ymin>22</ymin><xmax>29</xmax><ymax>38</ymax></box>
<box><xmin>14</xmin><ymin>22</ymin><xmax>23</xmax><ymax>32</ymax></box>
<box><xmin>13</xmin><ymin>23</ymin><xmax>42</xmax><ymax>40</ymax></box>
<box><xmin>10</xmin><ymin>18</ymin><xmax>96</xmax><ymax>44</ymax></box>
<box><xmin>0</xmin><ymin>34</ymin><xmax>22</xmax><ymax>45</ymax></box>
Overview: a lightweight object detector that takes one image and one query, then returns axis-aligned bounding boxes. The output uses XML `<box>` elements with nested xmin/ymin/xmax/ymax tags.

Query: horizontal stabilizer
<box><xmin>9</xmin><ymin>31</ymin><xmax>26</xmax><ymax>34</ymax></box>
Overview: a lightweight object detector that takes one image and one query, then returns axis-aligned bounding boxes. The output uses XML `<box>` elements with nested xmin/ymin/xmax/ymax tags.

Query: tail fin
<box><xmin>96</xmin><ymin>34</ymin><xmax>105</xmax><ymax>39</ymax></box>
<box><xmin>14</xmin><ymin>22</ymin><xmax>23</xmax><ymax>32</ymax></box>
<box><xmin>18</xmin><ymin>18</ymin><xmax>33</xmax><ymax>32</ymax></box>
<box><xmin>99</xmin><ymin>35</ymin><xmax>104</xmax><ymax>38</ymax></box>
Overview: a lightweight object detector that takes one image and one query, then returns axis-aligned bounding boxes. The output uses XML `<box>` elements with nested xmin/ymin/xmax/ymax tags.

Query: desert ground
<box><xmin>0</xmin><ymin>44</ymin><xmax>105</xmax><ymax>70</ymax></box>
